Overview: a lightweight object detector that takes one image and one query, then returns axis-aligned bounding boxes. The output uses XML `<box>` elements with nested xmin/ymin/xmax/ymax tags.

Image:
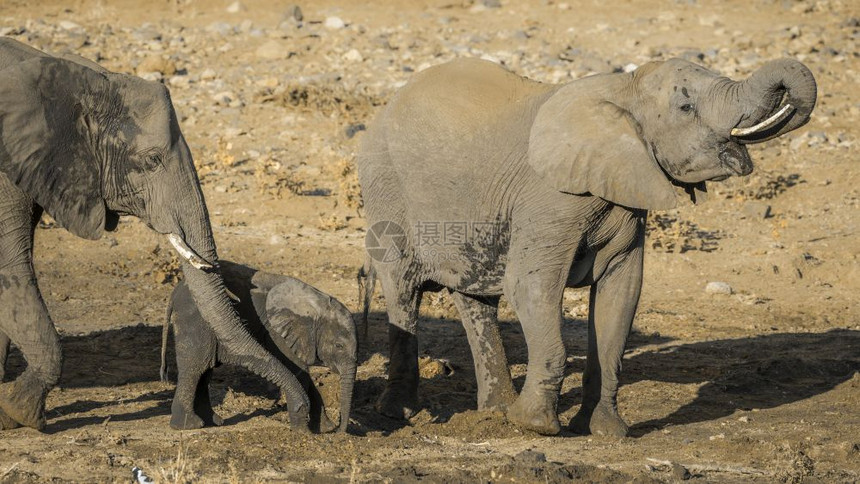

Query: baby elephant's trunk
<box><xmin>339</xmin><ymin>363</ymin><xmax>356</xmax><ymax>432</ymax></box>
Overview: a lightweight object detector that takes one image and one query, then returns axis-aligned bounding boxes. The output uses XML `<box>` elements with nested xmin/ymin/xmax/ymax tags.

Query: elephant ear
<box><xmin>0</xmin><ymin>56</ymin><xmax>108</xmax><ymax>239</ymax></box>
<box><xmin>527</xmin><ymin>74</ymin><xmax>678</xmax><ymax>211</ymax></box>
<box><xmin>264</xmin><ymin>280</ymin><xmax>321</xmax><ymax>366</ymax></box>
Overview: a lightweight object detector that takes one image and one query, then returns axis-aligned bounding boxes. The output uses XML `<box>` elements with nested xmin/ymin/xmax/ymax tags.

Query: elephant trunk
<box><xmin>338</xmin><ymin>363</ymin><xmax>356</xmax><ymax>432</ymax></box>
<box><xmin>731</xmin><ymin>59</ymin><xmax>817</xmax><ymax>143</ymax></box>
<box><xmin>160</xmin><ymin>162</ymin><xmax>310</xmax><ymax>429</ymax></box>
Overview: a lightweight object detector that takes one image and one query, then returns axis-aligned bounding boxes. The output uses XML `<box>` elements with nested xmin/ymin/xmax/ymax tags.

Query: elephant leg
<box><xmin>170</xmin><ymin>362</ymin><xmax>206</xmax><ymax>430</ymax></box>
<box><xmin>570</xmin><ymin>246</ymin><xmax>643</xmax><ymax>438</ymax></box>
<box><xmin>503</xmin><ymin>268</ymin><xmax>567</xmax><ymax>435</ymax></box>
<box><xmin>0</xmin><ymin>195</ymin><xmax>60</xmax><ymax>431</ymax></box>
<box><xmin>375</xmin><ymin>270</ymin><xmax>422</xmax><ymax>420</ymax></box>
<box><xmin>192</xmin><ymin>368</ymin><xmax>222</xmax><ymax>427</ymax></box>
<box><xmin>451</xmin><ymin>292</ymin><xmax>516</xmax><ymax>412</ymax></box>
<box><xmin>0</xmin><ymin>332</ymin><xmax>9</xmax><ymax>382</ymax></box>
<box><xmin>298</xmin><ymin>368</ymin><xmax>336</xmax><ymax>434</ymax></box>
<box><xmin>170</xmin><ymin>333</ymin><xmax>214</xmax><ymax>430</ymax></box>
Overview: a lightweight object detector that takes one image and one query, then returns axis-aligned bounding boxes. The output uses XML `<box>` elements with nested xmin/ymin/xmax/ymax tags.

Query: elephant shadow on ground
<box><xmin>3</xmin><ymin>315</ymin><xmax>857</xmax><ymax>436</ymax></box>
<box><xmin>362</xmin><ymin>309</ymin><xmax>859</xmax><ymax>437</ymax></box>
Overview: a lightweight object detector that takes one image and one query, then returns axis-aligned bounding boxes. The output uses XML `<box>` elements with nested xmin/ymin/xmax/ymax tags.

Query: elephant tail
<box><xmin>356</xmin><ymin>258</ymin><xmax>376</xmax><ymax>340</ymax></box>
<box><xmin>160</xmin><ymin>296</ymin><xmax>175</xmax><ymax>383</ymax></box>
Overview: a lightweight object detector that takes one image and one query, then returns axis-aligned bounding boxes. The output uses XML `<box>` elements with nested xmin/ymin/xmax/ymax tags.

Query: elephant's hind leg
<box><xmin>375</xmin><ymin>270</ymin><xmax>423</xmax><ymax>420</ymax></box>
<box><xmin>0</xmin><ymin>183</ymin><xmax>60</xmax><ymax>431</ymax></box>
<box><xmin>451</xmin><ymin>292</ymin><xmax>516</xmax><ymax>412</ymax></box>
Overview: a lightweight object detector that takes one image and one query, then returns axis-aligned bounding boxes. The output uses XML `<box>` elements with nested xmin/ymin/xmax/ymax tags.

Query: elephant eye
<box><xmin>680</xmin><ymin>103</ymin><xmax>695</xmax><ymax>113</ymax></box>
<box><xmin>143</xmin><ymin>152</ymin><xmax>164</xmax><ymax>169</ymax></box>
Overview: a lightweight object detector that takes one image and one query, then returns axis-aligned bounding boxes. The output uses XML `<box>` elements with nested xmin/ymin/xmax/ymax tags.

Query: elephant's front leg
<box><xmin>503</xmin><ymin>269</ymin><xmax>568</xmax><ymax>435</ymax></box>
<box><xmin>570</xmin><ymin>246</ymin><xmax>644</xmax><ymax>438</ymax></box>
<box><xmin>0</xmin><ymin>266</ymin><xmax>62</xmax><ymax>431</ymax></box>
<box><xmin>451</xmin><ymin>292</ymin><xmax>516</xmax><ymax>412</ymax></box>
<box><xmin>375</xmin><ymin>272</ymin><xmax>423</xmax><ymax>420</ymax></box>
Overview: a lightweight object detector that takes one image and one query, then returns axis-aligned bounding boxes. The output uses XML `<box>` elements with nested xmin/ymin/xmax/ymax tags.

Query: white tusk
<box><xmin>731</xmin><ymin>103</ymin><xmax>794</xmax><ymax>137</ymax></box>
<box><xmin>167</xmin><ymin>233</ymin><xmax>214</xmax><ymax>270</ymax></box>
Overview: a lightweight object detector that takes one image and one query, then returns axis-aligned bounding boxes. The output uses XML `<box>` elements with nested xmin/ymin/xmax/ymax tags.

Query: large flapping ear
<box><xmin>527</xmin><ymin>72</ymin><xmax>678</xmax><ymax>211</ymax></box>
<box><xmin>0</xmin><ymin>56</ymin><xmax>108</xmax><ymax>239</ymax></box>
<box><xmin>264</xmin><ymin>281</ymin><xmax>322</xmax><ymax>366</ymax></box>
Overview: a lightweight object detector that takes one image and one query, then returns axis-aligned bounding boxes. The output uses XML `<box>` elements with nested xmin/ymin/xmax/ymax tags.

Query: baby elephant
<box><xmin>161</xmin><ymin>261</ymin><xmax>357</xmax><ymax>432</ymax></box>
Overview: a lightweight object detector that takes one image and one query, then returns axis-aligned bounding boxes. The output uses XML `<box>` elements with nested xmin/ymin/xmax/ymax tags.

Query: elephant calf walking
<box><xmin>162</xmin><ymin>261</ymin><xmax>357</xmax><ymax>432</ymax></box>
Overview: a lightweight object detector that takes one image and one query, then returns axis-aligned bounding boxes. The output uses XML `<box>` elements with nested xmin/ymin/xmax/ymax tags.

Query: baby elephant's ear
<box><xmin>0</xmin><ymin>57</ymin><xmax>108</xmax><ymax>239</ymax></box>
<box><xmin>265</xmin><ymin>281</ymin><xmax>321</xmax><ymax>365</ymax></box>
<box><xmin>527</xmin><ymin>75</ymin><xmax>678</xmax><ymax>211</ymax></box>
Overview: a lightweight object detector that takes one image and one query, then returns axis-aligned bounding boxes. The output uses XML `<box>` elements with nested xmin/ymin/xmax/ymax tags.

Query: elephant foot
<box><xmin>570</xmin><ymin>402</ymin><xmax>628</xmax><ymax>438</ymax></box>
<box><xmin>376</xmin><ymin>386</ymin><xmax>419</xmax><ymax>420</ymax></box>
<box><xmin>0</xmin><ymin>378</ymin><xmax>47</xmax><ymax>431</ymax></box>
<box><xmin>170</xmin><ymin>405</ymin><xmax>205</xmax><ymax>430</ymax></box>
<box><xmin>317</xmin><ymin>411</ymin><xmax>337</xmax><ymax>434</ymax></box>
<box><xmin>506</xmin><ymin>394</ymin><xmax>560</xmax><ymax>435</ymax></box>
<box><xmin>0</xmin><ymin>408</ymin><xmax>21</xmax><ymax>430</ymax></box>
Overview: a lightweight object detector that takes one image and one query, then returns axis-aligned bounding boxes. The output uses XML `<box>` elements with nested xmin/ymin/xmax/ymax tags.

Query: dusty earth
<box><xmin>0</xmin><ymin>0</ymin><xmax>858</xmax><ymax>482</ymax></box>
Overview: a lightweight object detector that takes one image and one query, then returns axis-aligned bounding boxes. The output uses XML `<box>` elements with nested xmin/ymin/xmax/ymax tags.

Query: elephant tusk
<box><xmin>167</xmin><ymin>233</ymin><xmax>214</xmax><ymax>270</ymax></box>
<box><xmin>731</xmin><ymin>103</ymin><xmax>794</xmax><ymax>137</ymax></box>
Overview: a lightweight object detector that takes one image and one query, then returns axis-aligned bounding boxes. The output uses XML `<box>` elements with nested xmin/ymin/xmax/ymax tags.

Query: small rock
<box><xmin>482</xmin><ymin>0</ymin><xmax>502</xmax><ymax>7</ymax></box>
<box><xmin>514</xmin><ymin>450</ymin><xmax>547</xmax><ymax>464</ymax></box>
<box><xmin>324</xmin><ymin>16</ymin><xmax>346</xmax><ymax>30</ymax></box>
<box><xmin>200</xmin><ymin>68</ymin><xmax>217</xmax><ymax>80</ymax></box>
<box><xmin>255</xmin><ymin>40</ymin><xmax>288</xmax><ymax>60</ymax></box>
<box><xmin>705</xmin><ymin>281</ymin><xmax>733</xmax><ymax>295</ymax></box>
<box><xmin>58</xmin><ymin>20</ymin><xmax>83</xmax><ymax>31</ymax></box>
<box><xmin>671</xmin><ymin>463</ymin><xmax>691</xmax><ymax>480</ymax></box>
<box><xmin>269</xmin><ymin>234</ymin><xmax>287</xmax><ymax>245</ymax></box>
<box><xmin>345</xmin><ymin>123</ymin><xmax>366</xmax><ymax>139</ymax></box>
<box><xmin>743</xmin><ymin>201</ymin><xmax>771</xmax><ymax>219</ymax></box>
<box><xmin>283</xmin><ymin>5</ymin><xmax>303</xmax><ymax>22</ymax></box>
<box><xmin>343</xmin><ymin>48</ymin><xmax>363</xmax><ymax>62</ymax></box>
<box><xmin>623</xmin><ymin>63</ymin><xmax>638</xmax><ymax>73</ymax></box>
<box><xmin>137</xmin><ymin>55</ymin><xmax>177</xmax><ymax>76</ymax></box>
<box><xmin>212</xmin><ymin>91</ymin><xmax>239</xmax><ymax>107</ymax></box>
<box><xmin>738</xmin><ymin>416</ymin><xmax>750</xmax><ymax>423</ymax></box>
<box><xmin>214</xmin><ymin>185</ymin><xmax>228</xmax><ymax>193</ymax></box>
<box><xmin>226</xmin><ymin>1</ymin><xmax>245</xmax><ymax>13</ymax></box>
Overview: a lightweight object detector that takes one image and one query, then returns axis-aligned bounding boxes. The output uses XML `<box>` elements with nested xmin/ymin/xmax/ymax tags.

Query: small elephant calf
<box><xmin>161</xmin><ymin>261</ymin><xmax>357</xmax><ymax>432</ymax></box>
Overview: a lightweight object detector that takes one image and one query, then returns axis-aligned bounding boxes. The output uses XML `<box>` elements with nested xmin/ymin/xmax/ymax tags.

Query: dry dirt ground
<box><xmin>0</xmin><ymin>0</ymin><xmax>858</xmax><ymax>482</ymax></box>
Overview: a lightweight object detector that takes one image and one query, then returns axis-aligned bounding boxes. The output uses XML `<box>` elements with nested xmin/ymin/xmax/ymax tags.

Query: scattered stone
<box><xmin>58</xmin><ymin>20</ymin><xmax>83</xmax><ymax>31</ymax></box>
<box><xmin>255</xmin><ymin>40</ymin><xmax>288</xmax><ymax>60</ymax></box>
<box><xmin>225</xmin><ymin>1</ymin><xmax>245</xmax><ymax>14</ymax></box>
<box><xmin>200</xmin><ymin>68</ymin><xmax>217</xmax><ymax>80</ymax></box>
<box><xmin>738</xmin><ymin>416</ymin><xmax>751</xmax><ymax>423</ymax></box>
<box><xmin>343</xmin><ymin>48</ymin><xmax>363</xmax><ymax>62</ymax></box>
<box><xmin>269</xmin><ymin>234</ymin><xmax>287</xmax><ymax>245</ymax></box>
<box><xmin>137</xmin><ymin>55</ymin><xmax>177</xmax><ymax>76</ymax></box>
<box><xmin>743</xmin><ymin>201</ymin><xmax>772</xmax><ymax>219</ymax></box>
<box><xmin>324</xmin><ymin>16</ymin><xmax>346</xmax><ymax>30</ymax></box>
<box><xmin>514</xmin><ymin>450</ymin><xmax>547</xmax><ymax>464</ymax></box>
<box><xmin>283</xmin><ymin>5</ymin><xmax>303</xmax><ymax>22</ymax></box>
<box><xmin>671</xmin><ymin>463</ymin><xmax>691</xmax><ymax>480</ymax></box>
<box><xmin>705</xmin><ymin>281</ymin><xmax>733</xmax><ymax>295</ymax></box>
<box><xmin>345</xmin><ymin>123</ymin><xmax>366</xmax><ymax>139</ymax></box>
<box><xmin>483</xmin><ymin>0</ymin><xmax>502</xmax><ymax>8</ymax></box>
<box><xmin>212</xmin><ymin>91</ymin><xmax>242</xmax><ymax>107</ymax></box>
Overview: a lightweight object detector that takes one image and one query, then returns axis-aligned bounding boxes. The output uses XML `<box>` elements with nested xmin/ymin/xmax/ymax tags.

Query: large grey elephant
<box><xmin>357</xmin><ymin>57</ymin><xmax>816</xmax><ymax>436</ymax></box>
<box><xmin>0</xmin><ymin>38</ymin><xmax>309</xmax><ymax>431</ymax></box>
<box><xmin>162</xmin><ymin>260</ymin><xmax>357</xmax><ymax>433</ymax></box>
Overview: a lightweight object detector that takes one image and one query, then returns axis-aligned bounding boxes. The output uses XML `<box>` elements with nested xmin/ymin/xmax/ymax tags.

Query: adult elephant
<box><xmin>0</xmin><ymin>38</ymin><xmax>309</xmax><ymax>431</ymax></box>
<box><xmin>357</xmin><ymin>57</ymin><xmax>816</xmax><ymax>436</ymax></box>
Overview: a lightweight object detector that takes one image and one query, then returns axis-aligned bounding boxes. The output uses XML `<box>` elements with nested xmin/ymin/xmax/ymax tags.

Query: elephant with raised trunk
<box><xmin>161</xmin><ymin>260</ymin><xmax>357</xmax><ymax>433</ymax></box>
<box><xmin>0</xmin><ymin>38</ymin><xmax>309</xmax><ymax>431</ymax></box>
<box><xmin>357</xmin><ymin>57</ymin><xmax>816</xmax><ymax>436</ymax></box>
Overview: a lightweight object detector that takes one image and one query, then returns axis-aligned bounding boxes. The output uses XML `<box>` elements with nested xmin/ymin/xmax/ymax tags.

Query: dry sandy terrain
<box><xmin>0</xmin><ymin>0</ymin><xmax>858</xmax><ymax>482</ymax></box>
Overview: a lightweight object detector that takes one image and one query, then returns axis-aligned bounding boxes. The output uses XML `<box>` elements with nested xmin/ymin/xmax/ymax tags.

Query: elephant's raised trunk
<box><xmin>338</xmin><ymin>363</ymin><xmax>355</xmax><ymax>432</ymax></box>
<box><xmin>731</xmin><ymin>59</ymin><xmax>817</xmax><ymax>143</ymax></box>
